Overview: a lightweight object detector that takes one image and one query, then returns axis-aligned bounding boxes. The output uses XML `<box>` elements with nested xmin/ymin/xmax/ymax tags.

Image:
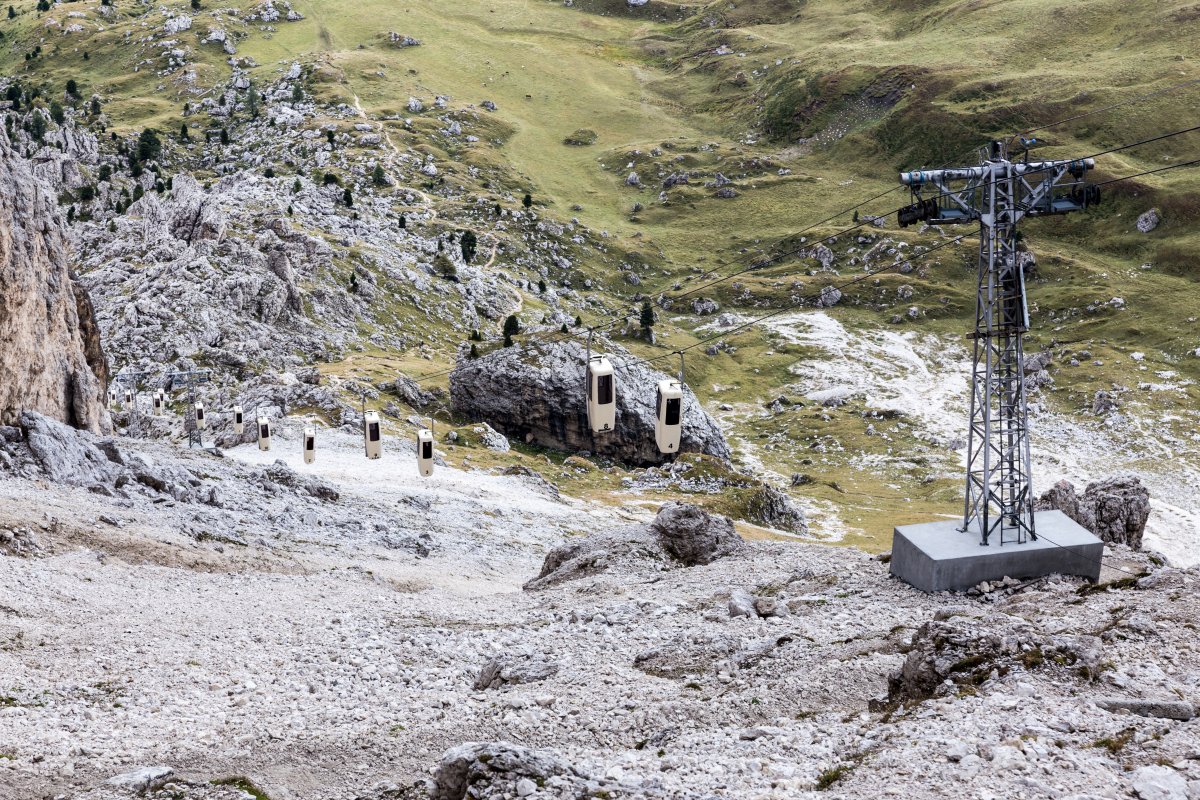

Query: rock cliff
<box><xmin>449</xmin><ymin>337</ymin><xmax>731</xmax><ymax>465</ymax></box>
<box><xmin>0</xmin><ymin>130</ymin><xmax>108</xmax><ymax>432</ymax></box>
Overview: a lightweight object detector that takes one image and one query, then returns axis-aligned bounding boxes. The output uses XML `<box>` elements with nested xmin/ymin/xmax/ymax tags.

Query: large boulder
<box><xmin>886</xmin><ymin>618</ymin><xmax>1103</xmax><ymax>706</ymax></box>
<box><xmin>17</xmin><ymin>411</ymin><xmax>126</xmax><ymax>488</ymax></box>
<box><xmin>651</xmin><ymin>501</ymin><xmax>745</xmax><ymax>565</ymax></box>
<box><xmin>525</xmin><ymin>502</ymin><xmax>744</xmax><ymax>590</ymax></box>
<box><xmin>450</xmin><ymin>338</ymin><xmax>731</xmax><ymax>465</ymax></box>
<box><xmin>431</xmin><ymin>742</ymin><xmax>583</xmax><ymax>800</ymax></box>
<box><xmin>0</xmin><ymin>129</ymin><xmax>109</xmax><ymax>432</ymax></box>
<box><xmin>1035</xmin><ymin>475</ymin><xmax>1151</xmax><ymax>549</ymax></box>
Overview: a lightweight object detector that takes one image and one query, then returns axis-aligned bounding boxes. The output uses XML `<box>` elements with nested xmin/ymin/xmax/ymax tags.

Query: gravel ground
<box><xmin>1</xmin><ymin>425</ymin><xmax>1198</xmax><ymax>800</ymax></box>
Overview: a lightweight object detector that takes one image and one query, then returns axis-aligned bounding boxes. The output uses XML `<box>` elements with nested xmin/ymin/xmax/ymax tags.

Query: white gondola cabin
<box><xmin>194</xmin><ymin>402</ymin><xmax>206</xmax><ymax>430</ymax></box>
<box><xmin>302</xmin><ymin>427</ymin><xmax>317</xmax><ymax>464</ymax></box>
<box><xmin>586</xmin><ymin>356</ymin><xmax>616</xmax><ymax>434</ymax></box>
<box><xmin>152</xmin><ymin>391</ymin><xmax>164</xmax><ymax>415</ymax></box>
<box><xmin>108</xmin><ymin>388</ymin><xmax>117</xmax><ymax>407</ymax></box>
<box><xmin>232</xmin><ymin>404</ymin><xmax>244</xmax><ymax>435</ymax></box>
<box><xmin>416</xmin><ymin>428</ymin><xmax>434</xmax><ymax>477</ymax></box>
<box><xmin>654</xmin><ymin>380</ymin><xmax>684</xmax><ymax>454</ymax></box>
<box><xmin>257</xmin><ymin>415</ymin><xmax>272</xmax><ymax>451</ymax></box>
<box><xmin>363</xmin><ymin>411</ymin><xmax>382</xmax><ymax>459</ymax></box>
<box><xmin>124</xmin><ymin>389</ymin><xmax>133</xmax><ymax>407</ymax></box>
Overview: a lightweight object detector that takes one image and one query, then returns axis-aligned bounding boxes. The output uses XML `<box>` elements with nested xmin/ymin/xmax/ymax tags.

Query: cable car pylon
<box><xmin>898</xmin><ymin>140</ymin><xmax>1098</xmax><ymax>546</ymax></box>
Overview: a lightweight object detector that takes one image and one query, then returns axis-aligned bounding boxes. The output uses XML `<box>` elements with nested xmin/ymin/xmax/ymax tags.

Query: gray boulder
<box><xmin>1136</xmin><ymin>208</ymin><xmax>1160</xmax><ymax>233</ymax></box>
<box><xmin>473</xmin><ymin>656</ymin><xmax>559</xmax><ymax>690</ymax></box>
<box><xmin>432</xmin><ymin>742</ymin><xmax>582</xmax><ymax>800</ymax></box>
<box><xmin>523</xmin><ymin>524</ymin><xmax>663</xmax><ymax>590</ymax></box>
<box><xmin>651</xmin><ymin>501</ymin><xmax>744</xmax><ymax>566</ymax></box>
<box><xmin>449</xmin><ymin>338</ymin><xmax>730</xmax><ymax>466</ymax></box>
<box><xmin>887</xmin><ymin>618</ymin><xmax>1102</xmax><ymax>706</ymax></box>
<box><xmin>1035</xmin><ymin>475</ymin><xmax>1150</xmax><ymax>548</ymax></box>
<box><xmin>261</xmin><ymin>460</ymin><xmax>339</xmax><ymax>502</ymax></box>
<box><xmin>19</xmin><ymin>411</ymin><xmax>126</xmax><ymax>488</ymax></box>
<box><xmin>106</xmin><ymin>766</ymin><xmax>174</xmax><ymax>792</ymax></box>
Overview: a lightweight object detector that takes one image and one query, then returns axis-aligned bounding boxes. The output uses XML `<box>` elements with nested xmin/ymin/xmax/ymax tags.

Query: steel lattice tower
<box><xmin>899</xmin><ymin>141</ymin><xmax>1099</xmax><ymax>545</ymax></box>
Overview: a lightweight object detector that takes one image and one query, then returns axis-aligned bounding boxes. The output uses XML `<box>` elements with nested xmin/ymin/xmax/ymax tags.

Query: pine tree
<box><xmin>66</xmin><ymin>206</ymin><xmax>75</xmax><ymax>224</ymax></box>
<box><xmin>538</xmin><ymin>279</ymin><xmax>547</xmax><ymax>294</ymax></box>
<box><xmin>90</xmin><ymin>96</ymin><xmax>100</xmax><ymax>115</ymax></box>
<box><xmin>191</xmin><ymin>0</ymin><xmax>201</xmax><ymax>9</ymax></box>
<box><xmin>325</xmin><ymin>129</ymin><xmax>335</xmax><ymax>146</ymax></box>
<box><xmin>291</xmin><ymin>85</ymin><xmax>303</xmax><ymax>103</ymax></box>
<box><xmin>219</xmin><ymin>128</ymin><xmax>229</xmax><ymax>145</ymax></box>
<box><xmin>522</xmin><ymin>193</ymin><xmax>532</xmax><ymax>209</ymax></box>
<box><xmin>65</xmin><ymin>79</ymin><xmax>78</xmax><ymax>99</ymax></box>
<box><xmin>49</xmin><ymin>101</ymin><xmax>64</xmax><ymax>125</ymax></box>
<box><xmin>494</xmin><ymin>203</ymin><xmax>502</xmax><ymax>216</ymax></box>
<box><xmin>470</xmin><ymin>343</ymin><xmax>479</xmax><ymax>359</ymax></box>
<box><xmin>503</xmin><ymin>314</ymin><xmax>520</xmax><ymax>340</ymax></box>
<box><xmin>246</xmin><ymin>86</ymin><xmax>259</xmax><ymax>119</ymax></box>
<box><xmin>7</xmin><ymin>7</ymin><xmax>14</xmax><ymax>19</ymax></box>
<box><xmin>575</xmin><ymin>315</ymin><xmax>583</xmax><ymax>327</ymax></box>
<box><xmin>136</xmin><ymin>128</ymin><xmax>162</xmax><ymax>162</ymax></box>
<box><xmin>292</xmin><ymin>178</ymin><xmax>301</xmax><ymax>193</ymax></box>
<box><xmin>640</xmin><ymin>300</ymin><xmax>655</xmax><ymax>339</ymax></box>
<box><xmin>264</xmin><ymin>166</ymin><xmax>275</xmax><ymax>178</ymax></box>
<box><xmin>460</xmin><ymin>230</ymin><xmax>477</xmax><ymax>263</ymax></box>
<box><xmin>342</xmin><ymin>187</ymin><xmax>353</xmax><ymax>207</ymax></box>
<box><xmin>179</xmin><ymin>123</ymin><xmax>190</xmax><ymax>142</ymax></box>
<box><xmin>29</xmin><ymin>112</ymin><xmax>45</xmax><ymax>142</ymax></box>
<box><xmin>560</xmin><ymin>323</ymin><xmax>569</xmax><ymax>333</ymax></box>
<box><xmin>399</xmin><ymin>214</ymin><xmax>406</xmax><ymax>229</ymax></box>
<box><xmin>371</xmin><ymin>164</ymin><xmax>386</xmax><ymax>186</ymax></box>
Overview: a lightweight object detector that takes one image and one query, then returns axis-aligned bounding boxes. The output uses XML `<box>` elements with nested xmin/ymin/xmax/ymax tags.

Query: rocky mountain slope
<box><xmin>0</xmin><ymin>421</ymin><xmax>1197</xmax><ymax>800</ymax></box>
<box><xmin>0</xmin><ymin>2</ymin><xmax>1198</xmax><ymax>798</ymax></box>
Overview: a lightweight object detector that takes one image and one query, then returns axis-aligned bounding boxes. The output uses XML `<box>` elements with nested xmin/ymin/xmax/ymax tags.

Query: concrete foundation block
<box><xmin>890</xmin><ymin>510</ymin><xmax>1103</xmax><ymax>593</ymax></box>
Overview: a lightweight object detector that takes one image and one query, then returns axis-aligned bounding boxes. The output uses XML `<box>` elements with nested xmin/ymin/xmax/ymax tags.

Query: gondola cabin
<box><xmin>586</xmin><ymin>356</ymin><xmax>616</xmax><ymax>434</ymax></box>
<box><xmin>124</xmin><ymin>389</ymin><xmax>133</xmax><ymax>407</ymax></box>
<box><xmin>303</xmin><ymin>427</ymin><xmax>316</xmax><ymax>464</ymax></box>
<box><xmin>232</xmin><ymin>405</ymin><xmax>244</xmax><ymax>435</ymax></box>
<box><xmin>363</xmin><ymin>411</ymin><xmax>382</xmax><ymax>459</ymax></box>
<box><xmin>194</xmin><ymin>402</ymin><xmax>206</xmax><ymax>430</ymax></box>
<box><xmin>655</xmin><ymin>380</ymin><xmax>684</xmax><ymax>454</ymax></box>
<box><xmin>108</xmin><ymin>388</ymin><xmax>117</xmax><ymax>406</ymax></box>
<box><xmin>416</xmin><ymin>428</ymin><xmax>434</xmax><ymax>477</ymax></box>
<box><xmin>257</xmin><ymin>415</ymin><xmax>272</xmax><ymax>451</ymax></box>
<box><xmin>152</xmin><ymin>392</ymin><xmax>164</xmax><ymax>415</ymax></box>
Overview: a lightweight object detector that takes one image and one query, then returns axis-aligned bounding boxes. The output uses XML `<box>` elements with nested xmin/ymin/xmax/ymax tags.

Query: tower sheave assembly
<box><xmin>890</xmin><ymin>141</ymin><xmax>1104</xmax><ymax>591</ymax></box>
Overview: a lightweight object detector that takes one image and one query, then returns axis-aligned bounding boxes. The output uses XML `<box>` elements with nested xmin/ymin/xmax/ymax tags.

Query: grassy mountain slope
<box><xmin>3</xmin><ymin>0</ymin><xmax>1199</xmax><ymax>548</ymax></box>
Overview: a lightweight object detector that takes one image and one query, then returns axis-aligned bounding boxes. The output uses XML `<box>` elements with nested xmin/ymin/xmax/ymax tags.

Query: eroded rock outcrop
<box><xmin>525</xmin><ymin>502</ymin><xmax>745</xmax><ymax>590</ymax></box>
<box><xmin>0</xmin><ymin>130</ymin><xmax>109</xmax><ymax>432</ymax></box>
<box><xmin>431</xmin><ymin>742</ymin><xmax>584</xmax><ymax>800</ymax></box>
<box><xmin>450</xmin><ymin>338</ymin><xmax>731</xmax><ymax>465</ymax></box>
<box><xmin>1035</xmin><ymin>475</ymin><xmax>1151</xmax><ymax>549</ymax></box>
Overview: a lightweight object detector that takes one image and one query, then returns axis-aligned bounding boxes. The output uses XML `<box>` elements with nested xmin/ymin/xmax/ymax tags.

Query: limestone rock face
<box><xmin>1035</xmin><ymin>475</ymin><xmax>1151</xmax><ymax>549</ymax></box>
<box><xmin>0</xmin><ymin>130</ymin><xmax>109</xmax><ymax>432</ymax></box>
<box><xmin>450</xmin><ymin>338</ymin><xmax>731</xmax><ymax>465</ymax></box>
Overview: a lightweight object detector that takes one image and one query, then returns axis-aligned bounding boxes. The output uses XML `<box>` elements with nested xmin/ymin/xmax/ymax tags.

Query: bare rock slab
<box><xmin>890</xmin><ymin>510</ymin><xmax>1102</xmax><ymax>592</ymax></box>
